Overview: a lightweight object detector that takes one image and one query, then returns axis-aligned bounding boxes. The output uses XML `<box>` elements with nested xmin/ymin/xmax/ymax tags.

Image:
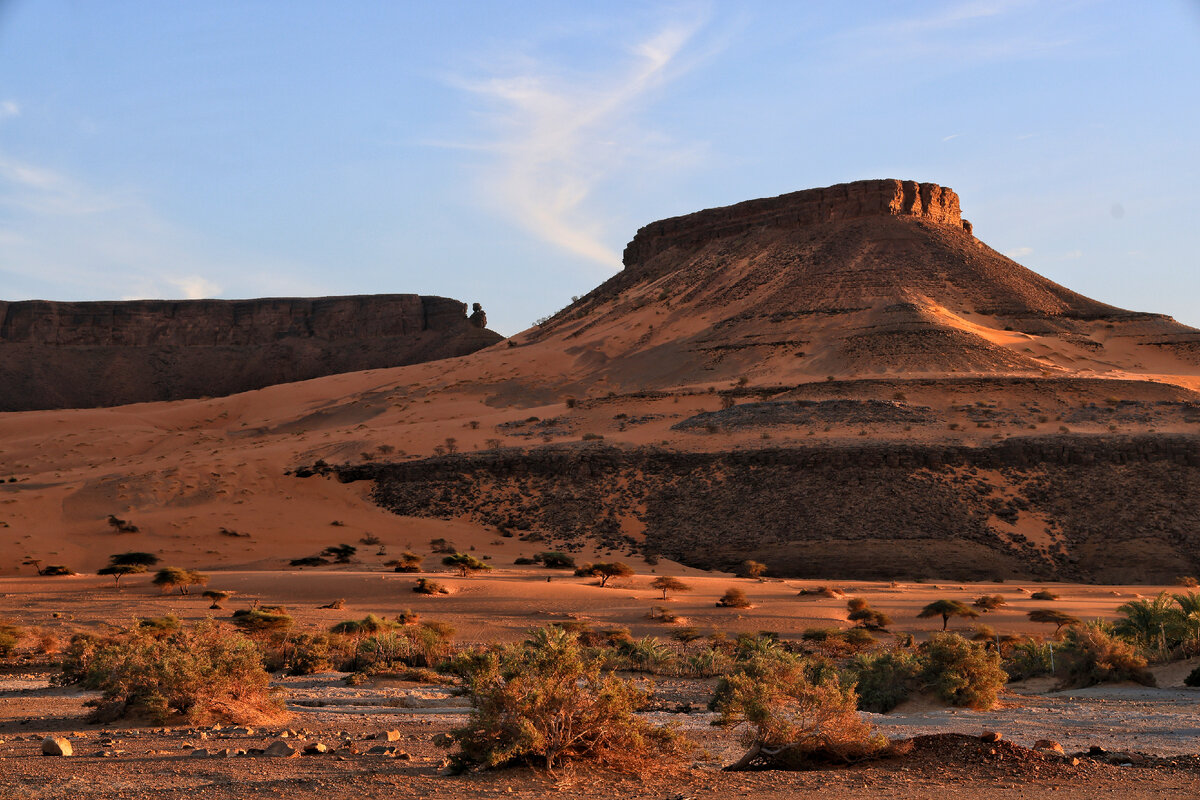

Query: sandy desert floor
<box><xmin>5</xmin><ymin>569</ymin><xmax>1200</xmax><ymax>799</ymax></box>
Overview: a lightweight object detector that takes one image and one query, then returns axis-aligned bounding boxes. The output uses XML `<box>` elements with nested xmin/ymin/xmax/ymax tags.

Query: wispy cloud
<box><xmin>1004</xmin><ymin>246</ymin><xmax>1033</xmax><ymax>259</ymax></box>
<box><xmin>942</xmin><ymin>134</ymin><xmax>961</xmax><ymax>142</ymax></box>
<box><xmin>0</xmin><ymin>101</ymin><xmax>19</xmax><ymax>120</ymax></box>
<box><xmin>842</xmin><ymin>0</ymin><xmax>1072</xmax><ymax>64</ymax></box>
<box><xmin>447</xmin><ymin>16</ymin><xmax>710</xmax><ymax>269</ymax></box>
<box><xmin>0</xmin><ymin>152</ymin><xmax>322</xmax><ymax>300</ymax></box>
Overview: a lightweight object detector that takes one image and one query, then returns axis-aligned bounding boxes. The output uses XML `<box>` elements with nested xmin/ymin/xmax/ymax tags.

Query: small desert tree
<box><xmin>98</xmin><ymin>564</ymin><xmax>146</xmax><ymax>587</ymax></box>
<box><xmin>152</xmin><ymin>567</ymin><xmax>209</xmax><ymax>596</ymax></box>
<box><xmin>846</xmin><ymin>598</ymin><xmax>892</xmax><ymax>630</ymax></box>
<box><xmin>109</xmin><ymin>552</ymin><xmax>160</xmax><ymax>568</ymax></box>
<box><xmin>650</xmin><ymin>576</ymin><xmax>693</xmax><ymax>600</ymax></box>
<box><xmin>917</xmin><ymin>599</ymin><xmax>979</xmax><ymax>631</ymax></box>
<box><xmin>202</xmin><ymin>590</ymin><xmax>231</xmax><ymax>609</ymax></box>
<box><xmin>443</xmin><ymin>552</ymin><xmax>492</xmax><ymax>577</ymax></box>
<box><xmin>590</xmin><ymin>562</ymin><xmax>634</xmax><ymax>588</ymax></box>
<box><xmin>1028</xmin><ymin>608</ymin><xmax>1082</xmax><ymax>636</ymax></box>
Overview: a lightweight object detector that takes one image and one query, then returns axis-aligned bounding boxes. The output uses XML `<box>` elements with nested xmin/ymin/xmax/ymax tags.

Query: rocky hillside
<box><xmin>0</xmin><ymin>295</ymin><xmax>502</xmax><ymax>410</ymax></box>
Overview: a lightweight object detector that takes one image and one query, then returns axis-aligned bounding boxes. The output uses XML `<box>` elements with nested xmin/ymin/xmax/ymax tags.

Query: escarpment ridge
<box><xmin>0</xmin><ymin>294</ymin><xmax>502</xmax><ymax>410</ymax></box>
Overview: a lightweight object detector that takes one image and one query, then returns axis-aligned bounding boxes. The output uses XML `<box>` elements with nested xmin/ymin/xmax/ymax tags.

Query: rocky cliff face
<box><xmin>0</xmin><ymin>295</ymin><xmax>502</xmax><ymax>410</ymax></box>
<box><xmin>621</xmin><ymin>179</ymin><xmax>964</xmax><ymax>273</ymax></box>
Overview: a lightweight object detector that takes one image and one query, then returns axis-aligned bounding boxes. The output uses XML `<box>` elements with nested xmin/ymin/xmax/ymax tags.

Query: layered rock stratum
<box><xmin>0</xmin><ymin>295</ymin><xmax>501</xmax><ymax>410</ymax></box>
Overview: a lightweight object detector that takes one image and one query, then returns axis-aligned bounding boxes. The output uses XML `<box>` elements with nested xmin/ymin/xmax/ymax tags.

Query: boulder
<box><xmin>263</xmin><ymin>740</ymin><xmax>298</xmax><ymax>758</ymax></box>
<box><xmin>41</xmin><ymin>737</ymin><xmax>72</xmax><ymax>757</ymax></box>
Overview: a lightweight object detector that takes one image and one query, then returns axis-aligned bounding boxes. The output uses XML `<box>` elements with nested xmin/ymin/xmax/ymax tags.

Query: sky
<box><xmin>0</xmin><ymin>1</ymin><xmax>1198</xmax><ymax>336</ymax></box>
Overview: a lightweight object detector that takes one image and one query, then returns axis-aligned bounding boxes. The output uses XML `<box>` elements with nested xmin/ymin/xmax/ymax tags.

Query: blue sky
<box><xmin>1</xmin><ymin>1</ymin><xmax>1198</xmax><ymax>335</ymax></box>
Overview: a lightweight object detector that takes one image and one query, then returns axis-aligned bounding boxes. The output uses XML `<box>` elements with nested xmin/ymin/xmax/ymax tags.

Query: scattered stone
<box><xmin>376</xmin><ymin>730</ymin><xmax>402</xmax><ymax>742</ymax></box>
<box><xmin>264</xmin><ymin>740</ymin><xmax>298</xmax><ymax>758</ymax></box>
<box><xmin>366</xmin><ymin>745</ymin><xmax>396</xmax><ymax>756</ymax></box>
<box><xmin>229</xmin><ymin>727</ymin><xmax>254</xmax><ymax>736</ymax></box>
<box><xmin>42</xmin><ymin>737</ymin><xmax>72</xmax><ymax>757</ymax></box>
<box><xmin>304</xmin><ymin>743</ymin><xmax>329</xmax><ymax>755</ymax></box>
<box><xmin>191</xmin><ymin>749</ymin><xmax>210</xmax><ymax>758</ymax></box>
<box><xmin>980</xmin><ymin>731</ymin><xmax>1002</xmax><ymax>743</ymax></box>
<box><xmin>1034</xmin><ymin>739</ymin><xmax>1065</xmax><ymax>754</ymax></box>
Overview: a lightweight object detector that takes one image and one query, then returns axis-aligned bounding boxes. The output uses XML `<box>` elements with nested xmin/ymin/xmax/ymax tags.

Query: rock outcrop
<box><xmin>622</xmin><ymin>179</ymin><xmax>964</xmax><ymax>273</ymax></box>
<box><xmin>0</xmin><ymin>294</ymin><xmax>502</xmax><ymax>410</ymax></box>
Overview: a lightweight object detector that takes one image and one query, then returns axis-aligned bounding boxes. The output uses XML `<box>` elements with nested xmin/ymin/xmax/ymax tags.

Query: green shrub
<box><xmin>138</xmin><ymin>615</ymin><xmax>182</xmax><ymax>635</ymax></box>
<box><xmin>0</xmin><ymin>622</ymin><xmax>23</xmax><ymax>657</ymax></box>
<box><xmin>40</xmin><ymin>565</ymin><xmax>76</xmax><ymax>576</ymax></box>
<box><xmin>446</xmin><ymin>626</ymin><xmax>687</xmax><ymax>772</ymax></box>
<box><xmin>413</xmin><ymin>578</ymin><xmax>449</xmax><ymax>595</ymax></box>
<box><xmin>972</xmin><ymin>594</ymin><xmax>1006</xmax><ymax>611</ymax></box>
<box><xmin>1002</xmin><ymin>639</ymin><xmax>1057</xmax><ymax>682</ymax></box>
<box><xmin>537</xmin><ymin>551</ymin><xmax>575</xmax><ymax>569</ymax></box>
<box><xmin>711</xmin><ymin>652</ymin><xmax>887</xmax><ymax>769</ymax></box>
<box><xmin>680</xmin><ymin>648</ymin><xmax>735</xmax><ymax>677</ymax></box>
<box><xmin>716</xmin><ymin>588</ymin><xmax>751</xmax><ymax>608</ymax></box>
<box><xmin>443</xmin><ymin>552</ymin><xmax>492</xmax><ymax>577</ymax></box>
<box><xmin>1185</xmin><ymin>665</ymin><xmax>1200</xmax><ymax>687</ymax></box>
<box><xmin>330</xmin><ymin>613</ymin><xmax>396</xmax><ymax>637</ymax></box>
<box><xmin>1030</xmin><ymin>590</ymin><xmax>1058</xmax><ymax>601</ymax></box>
<box><xmin>617</xmin><ymin>636</ymin><xmax>676</xmax><ymax>672</ymax></box>
<box><xmin>845</xmin><ymin>650</ymin><xmax>920</xmax><ymax>713</ymax></box>
<box><xmin>1058</xmin><ymin>622</ymin><xmax>1154</xmax><ymax>688</ymax></box>
<box><xmin>57</xmin><ymin>620</ymin><xmax>284</xmax><ymax>724</ymax></box>
<box><xmin>262</xmin><ymin>632</ymin><xmax>343</xmax><ymax>676</ymax></box>
<box><xmin>386</xmin><ymin>552</ymin><xmax>423</xmax><ymax>572</ymax></box>
<box><xmin>916</xmin><ymin>633</ymin><xmax>1007</xmax><ymax>710</ymax></box>
<box><xmin>230</xmin><ymin>609</ymin><xmax>294</xmax><ymax>633</ymax></box>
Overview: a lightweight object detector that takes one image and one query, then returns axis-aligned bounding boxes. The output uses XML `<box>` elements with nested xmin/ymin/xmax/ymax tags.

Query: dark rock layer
<box><xmin>320</xmin><ymin>435</ymin><xmax>1200</xmax><ymax>583</ymax></box>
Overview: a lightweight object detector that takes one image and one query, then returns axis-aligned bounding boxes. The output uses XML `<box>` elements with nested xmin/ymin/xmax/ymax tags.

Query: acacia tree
<box><xmin>592</xmin><ymin>562</ymin><xmax>634</xmax><ymax>588</ymax></box>
<box><xmin>650</xmin><ymin>576</ymin><xmax>693</xmax><ymax>600</ymax></box>
<box><xmin>917</xmin><ymin>599</ymin><xmax>979</xmax><ymax>631</ymax></box>
<box><xmin>443</xmin><ymin>552</ymin><xmax>492</xmax><ymax>577</ymax></box>
<box><xmin>202</xmin><ymin>590</ymin><xmax>232</xmax><ymax>609</ymax></box>
<box><xmin>1027</xmin><ymin>608</ymin><xmax>1081</xmax><ymax>636</ymax></box>
<box><xmin>109</xmin><ymin>552</ymin><xmax>160</xmax><ymax>568</ymax></box>
<box><xmin>98</xmin><ymin>564</ymin><xmax>147</xmax><ymax>587</ymax></box>
<box><xmin>153</xmin><ymin>567</ymin><xmax>209</xmax><ymax>596</ymax></box>
<box><xmin>846</xmin><ymin>598</ymin><xmax>892</xmax><ymax>630</ymax></box>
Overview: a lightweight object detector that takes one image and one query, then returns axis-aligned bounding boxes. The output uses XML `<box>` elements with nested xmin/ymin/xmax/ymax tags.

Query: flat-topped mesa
<box><xmin>0</xmin><ymin>294</ymin><xmax>503</xmax><ymax>410</ymax></box>
<box><xmin>622</xmin><ymin>179</ymin><xmax>965</xmax><ymax>272</ymax></box>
